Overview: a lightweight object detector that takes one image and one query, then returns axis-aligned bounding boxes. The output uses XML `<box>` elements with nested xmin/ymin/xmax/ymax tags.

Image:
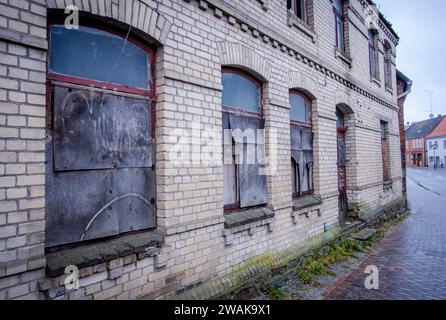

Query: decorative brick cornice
<box><xmin>356</xmin><ymin>0</ymin><xmax>399</xmax><ymax>46</ymax></box>
<box><xmin>185</xmin><ymin>0</ymin><xmax>398</xmax><ymax>111</ymax></box>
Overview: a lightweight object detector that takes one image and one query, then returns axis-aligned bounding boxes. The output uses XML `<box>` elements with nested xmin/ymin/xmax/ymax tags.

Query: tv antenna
<box><xmin>427</xmin><ymin>90</ymin><xmax>435</xmax><ymax>119</ymax></box>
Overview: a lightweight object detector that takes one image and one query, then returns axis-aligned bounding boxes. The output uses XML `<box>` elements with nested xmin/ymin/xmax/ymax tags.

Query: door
<box><xmin>336</xmin><ymin>110</ymin><xmax>348</xmax><ymax>222</ymax></box>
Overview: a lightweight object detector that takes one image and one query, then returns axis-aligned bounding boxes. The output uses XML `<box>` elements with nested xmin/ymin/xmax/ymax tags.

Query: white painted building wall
<box><xmin>426</xmin><ymin>136</ymin><xmax>446</xmax><ymax>167</ymax></box>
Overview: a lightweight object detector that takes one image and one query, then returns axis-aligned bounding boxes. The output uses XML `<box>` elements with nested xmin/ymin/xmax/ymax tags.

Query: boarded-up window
<box><xmin>46</xmin><ymin>24</ymin><xmax>156</xmax><ymax>247</ymax></box>
<box><xmin>381</xmin><ymin>121</ymin><xmax>391</xmax><ymax>182</ymax></box>
<box><xmin>290</xmin><ymin>91</ymin><xmax>313</xmax><ymax>197</ymax></box>
<box><xmin>222</xmin><ymin>68</ymin><xmax>268</xmax><ymax>210</ymax></box>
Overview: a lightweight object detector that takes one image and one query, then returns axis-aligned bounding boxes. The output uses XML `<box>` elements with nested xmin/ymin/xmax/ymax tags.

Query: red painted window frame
<box><xmin>45</xmin><ymin>15</ymin><xmax>158</xmax><ymax>246</ymax></box>
<box><xmin>380</xmin><ymin>121</ymin><xmax>391</xmax><ymax>182</ymax></box>
<box><xmin>221</xmin><ymin>67</ymin><xmax>264</xmax><ymax>213</ymax></box>
<box><xmin>289</xmin><ymin>90</ymin><xmax>313</xmax><ymax>199</ymax></box>
<box><xmin>47</xmin><ymin>16</ymin><xmax>156</xmax><ymax>98</ymax></box>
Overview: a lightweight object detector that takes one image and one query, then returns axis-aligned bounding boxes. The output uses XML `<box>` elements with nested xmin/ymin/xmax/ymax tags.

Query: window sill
<box><xmin>383</xmin><ymin>180</ymin><xmax>393</xmax><ymax>191</ymax></box>
<box><xmin>334</xmin><ymin>48</ymin><xmax>352</xmax><ymax>68</ymax></box>
<box><xmin>292</xmin><ymin>195</ymin><xmax>322</xmax><ymax>211</ymax></box>
<box><xmin>45</xmin><ymin>230</ymin><xmax>163</xmax><ymax>277</ymax></box>
<box><xmin>222</xmin><ymin>206</ymin><xmax>275</xmax><ymax>246</ymax></box>
<box><xmin>224</xmin><ymin>206</ymin><xmax>274</xmax><ymax>229</ymax></box>
<box><xmin>371</xmin><ymin>77</ymin><xmax>381</xmax><ymax>87</ymax></box>
<box><xmin>287</xmin><ymin>11</ymin><xmax>316</xmax><ymax>43</ymax></box>
<box><xmin>385</xmin><ymin>87</ymin><xmax>394</xmax><ymax>95</ymax></box>
<box><xmin>291</xmin><ymin>195</ymin><xmax>322</xmax><ymax>225</ymax></box>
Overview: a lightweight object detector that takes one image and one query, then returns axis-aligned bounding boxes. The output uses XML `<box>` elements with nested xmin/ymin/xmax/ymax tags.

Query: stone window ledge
<box><xmin>45</xmin><ymin>231</ymin><xmax>163</xmax><ymax>277</ymax></box>
<box><xmin>334</xmin><ymin>48</ymin><xmax>352</xmax><ymax>68</ymax></box>
<box><xmin>291</xmin><ymin>195</ymin><xmax>322</xmax><ymax>225</ymax></box>
<box><xmin>371</xmin><ymin>77</ymin><xmax>381</xmax><ymax>87</ymax></box>
<box><xmin>385</xmin><ymin>87</ymin><xmax>394</xmax><ymax>95</ymax></box>
<box><xmin>287</xmin><ymin>11</ymin><xmax>316</xmax><ymax>43</ymax></box>
<box><xmin>383</xmin><ymin>180</ymin><xmax>394</xmax><ymax>191</ymax></box>
<box><xmin>222</xmin><ymin>206</ymin><xmax>275</xmax><ymax>246</ymax></box>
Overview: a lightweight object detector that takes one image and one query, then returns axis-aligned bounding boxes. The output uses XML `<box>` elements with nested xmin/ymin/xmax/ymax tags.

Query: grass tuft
<box><xmin>268</xmin><ymin>288</ymin><xmax>285</xmax><ymax>300</ymax></box>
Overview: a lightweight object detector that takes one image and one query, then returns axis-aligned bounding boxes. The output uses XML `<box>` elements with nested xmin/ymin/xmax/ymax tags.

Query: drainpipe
<box><xmin>397</xmin><ymin>79</ymin><xmax>413</xmax><ymax>100</ymax></box>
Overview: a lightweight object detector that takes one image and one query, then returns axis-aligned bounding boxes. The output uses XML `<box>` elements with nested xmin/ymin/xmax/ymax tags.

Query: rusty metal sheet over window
<box><xmin>46</xmin><ymin>86</ymin><xmax>155</xmax><ymax>248</ymax></box>
<box><xmin>291</xmin><ymin>124</ymin><xmax>313</xmax><ymax>196</ymax></box>
<box><xmin>337</xmin><ymin>135</ymin><xmax>346</xmax><ymax>166</ymax></box>
<box><xmin>290</xmin><ymin>125</ymin><xmax>302</xmax><ymax>151</ymax></box>
<box><xmin>228</xmin><ymin>113</ymin><xmax>268</xmax><ymax>208</ymax></box>
<box><xmin>53</xmin><ymin>86</ymin><xmax>153</xmax><ymax>171</ymax></box>
<box><xmin>301</xmin><ymin>128</ymin><xmax>313</xmax><ymax>151</ymax></box>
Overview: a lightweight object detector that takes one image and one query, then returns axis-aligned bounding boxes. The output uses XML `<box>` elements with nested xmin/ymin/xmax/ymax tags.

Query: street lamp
<box><xmin>430</xmin><ymin>141</ymin><xmax>438</xmax><ymax>169</ymax></box>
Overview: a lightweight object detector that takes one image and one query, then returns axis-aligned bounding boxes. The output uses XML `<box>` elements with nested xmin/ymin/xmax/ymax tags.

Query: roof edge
<box><xmin>366</xmin><ymin>0</ymin><xmax>400</xmax><ymax>42</ymax></box>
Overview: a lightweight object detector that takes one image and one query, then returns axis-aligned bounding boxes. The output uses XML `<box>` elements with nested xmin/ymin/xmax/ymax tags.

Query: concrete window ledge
<box><xmin>45</xmin><ymin>231</ymin><xmax>164</xmax><ymax>278</ymax></box>
<box><xmin>383</xmin><ymin>180</ymin><xmax>394</xmax><ymax>191</ymax></box>
<box><xmin>334</xmin><ymin>48</ymin><xmax>352</xmax><ymax>68</ymax></box>
<box><xmin>291</xmin><ymin>195</ymin><xmax>322</xmax><ymax>225</ymax></box>
<box><xmin>222</xmin><ymin>206</ymin><xmax>275</xmax><ymax>246</ymax></box>
<box><xmin>385</xmin><ymin>87</ymin><xmax>394</xmax><ymax>95</ymax></box>
<box><xmin>286</xmin><ymin>11</ymin><xmax>317</xmax><ymax>43</ymax></box>
<box><xmin>371</xmin><ymin>77</ymin><xmax>381</xmax><ymax>87</ymax></box>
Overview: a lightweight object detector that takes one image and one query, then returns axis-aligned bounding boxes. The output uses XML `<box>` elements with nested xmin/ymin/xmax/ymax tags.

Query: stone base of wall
<box><xmin>355</xmin><ymin>196</ymin><xmax>408</xmax><ymax>222</ymax></box>
<box><xmin>172</xmin><ymin>197</ymin><xmax>408</xmax><ymax>300</ymax></box>
<box><xmin>170</xmin><ymin>227</ymin><xmax>341</xmax><ymax>300</ymax></box>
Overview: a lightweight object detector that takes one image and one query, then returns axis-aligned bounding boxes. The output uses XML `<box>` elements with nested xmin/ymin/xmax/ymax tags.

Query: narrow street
<box><xmin>324</xmin><ymin>171</ymin><xmax>446</xmax><ymax>300</ymax></box>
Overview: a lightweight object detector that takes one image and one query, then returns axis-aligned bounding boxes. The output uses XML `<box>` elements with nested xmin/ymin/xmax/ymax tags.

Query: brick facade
<box><xmin>0</xmin><ymin>0</ymin><xmax>403</xmax><ymax>300</ymax></box>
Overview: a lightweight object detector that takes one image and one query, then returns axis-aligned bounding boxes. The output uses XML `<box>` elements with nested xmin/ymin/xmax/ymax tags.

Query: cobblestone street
<box><xmin>324</xmin><ymin>176</ymin><xmax>446</xmax><ymax>300</ymax></box>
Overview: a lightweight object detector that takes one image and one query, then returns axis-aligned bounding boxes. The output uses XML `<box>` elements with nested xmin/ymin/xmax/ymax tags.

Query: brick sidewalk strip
<box><xmin>323</xmin><ymin>178</ymin><xmax>446</xmax><ymax>300</ymax></box>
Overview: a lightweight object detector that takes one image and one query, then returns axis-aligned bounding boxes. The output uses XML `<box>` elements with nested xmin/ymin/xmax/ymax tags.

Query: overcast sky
<box><xmin>375</xmin><ymin>0</ymin><xmax>446</xmax><ymax>123</ymax></box>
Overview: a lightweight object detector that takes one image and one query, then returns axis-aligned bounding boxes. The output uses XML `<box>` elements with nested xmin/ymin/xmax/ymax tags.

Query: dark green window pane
<box><xmin>50</xmin><ymin>25</ymin><xmax>150</xmax><ymax>89</ymax></box>
<box><xmin>222</xmin><ymin>72</ymin><xmax>260</xmax><ymax>112</ymax></box>
<box><xmin>336</xmin><ymin>110</ymin><xmax>343</xmax><ymax>127</ymax></box>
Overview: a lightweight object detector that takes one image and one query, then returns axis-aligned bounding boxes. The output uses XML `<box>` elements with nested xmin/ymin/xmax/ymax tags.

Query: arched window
<box><xmin>368</xmin><ymin>30</ymin><xmax>379</xmax><ymax>80</ymax></box>
<box><xmin>49</xmin><ymin>24</ymin><xmax>154</xmax><ymax>95</ymax></box>
<box><xmin>290</xmin><ymin>91</ymin><xmax>313</xmax><ymax>198</ymax></box>
<box><xmin>46</xmin><ymin>21</ymin><xmax>156</xmax><ymax>248</ymax></box>
<box><xmin>222</xmin><ymin>68</ymin><xmax>261</xmax><ymax>113</ymax></box>
<box><xmin>222</xmin><ymin>68</ymin><xmax>268</xmax><ymax>211</ymax></box>
<box><xmin>336</xmin><ymin>108</ymin><xmax>345</xmax><ymax>127</ymax></box>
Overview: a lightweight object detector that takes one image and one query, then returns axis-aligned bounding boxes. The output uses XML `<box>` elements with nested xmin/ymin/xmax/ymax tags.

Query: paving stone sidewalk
<box><xmin>323</xmin><ymin>178</ymin><xmax>446</xmax><ymax>300</ymax></box>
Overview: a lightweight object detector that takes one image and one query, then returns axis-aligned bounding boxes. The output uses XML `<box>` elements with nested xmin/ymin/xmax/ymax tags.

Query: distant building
<box><xmin>405</xmin><ymin>116</ymin><xmax>445</xmax><ymax>167</ymax></box>
<box><xmin>426</xmin><ymin>117</ymin><xmax>446</xmax><ymax>168</ymax></box>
